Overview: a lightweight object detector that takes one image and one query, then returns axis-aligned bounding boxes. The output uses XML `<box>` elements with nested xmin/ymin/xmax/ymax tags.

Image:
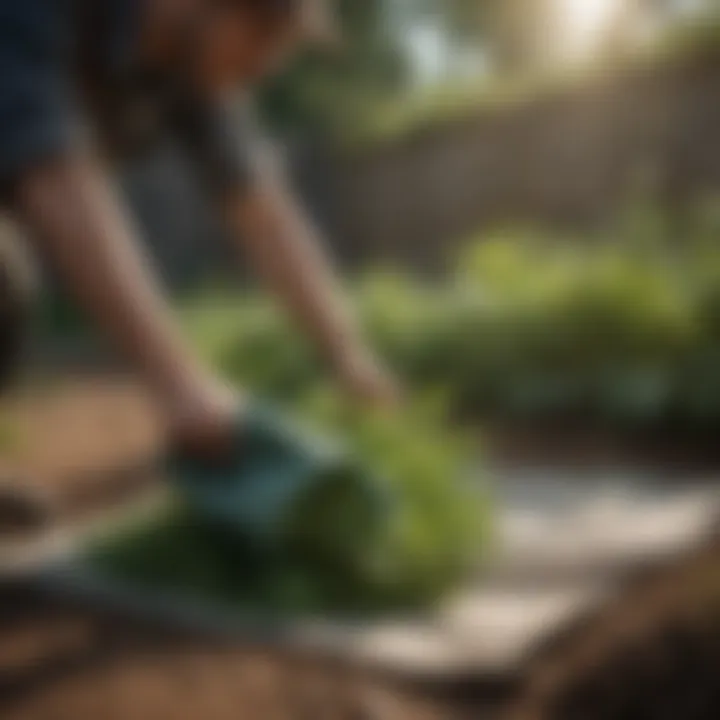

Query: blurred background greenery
<box><xmin>177</xmin><ymin>198</ymin><xmax>720</xmax><ymax>435</ymax></box>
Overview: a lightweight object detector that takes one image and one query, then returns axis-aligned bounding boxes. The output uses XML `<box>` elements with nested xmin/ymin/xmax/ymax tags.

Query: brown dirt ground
<box><xmin>488</xmin><ymin>422</ymin><xmax>720</xmax><ymax>472</ymax></box>
<box><xmin>0</xmin><ymin>376</ymin><xmax>162</xmax><ymax>532</ymax></box>
<box><xmin>504</xmin><ymin>541</ymin><xmax>720</xmax><ymax>720</ymax></box>
<box><xmin>0</xmin><ymin>585</ymin><xmax>464</xmax><ymax>720</ymax></box>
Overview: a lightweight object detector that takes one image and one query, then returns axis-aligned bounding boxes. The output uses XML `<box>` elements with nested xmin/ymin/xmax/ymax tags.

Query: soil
<box><xmin>504</xmin><ymin>541</ymin><xmax>720</xmax><ymax>720</ymax></box>
<box><xmin>488</xmin><ymin>422</ymin><xmax>720</xmax><ymax>472</ymax></box>
<box><xmin>0</xmin><ymin>376</ymin><xmax>162</xmax><ymax>535</ymax></box>
<box><xmin>0</xmin><ymin>584</ymin><xmax>460</xmax><ymax>720</ymax></box>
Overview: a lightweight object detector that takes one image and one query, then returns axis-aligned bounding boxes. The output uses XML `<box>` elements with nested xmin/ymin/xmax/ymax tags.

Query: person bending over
<box><xmin>0</xmin><ymin>0</ymin><xmax>398</xmax><ymax>467</ymax></box>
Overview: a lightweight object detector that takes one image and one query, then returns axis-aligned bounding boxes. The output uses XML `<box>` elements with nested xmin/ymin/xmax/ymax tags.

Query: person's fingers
<box><xmin>166</xmin><ymin>381</ymin><xmax>241</xmax><ymax>459</ymax></box>
<box><xmin>342</xmin><ymin>357</ymin><xmax>402</xmax><ymax>409</ymax></box>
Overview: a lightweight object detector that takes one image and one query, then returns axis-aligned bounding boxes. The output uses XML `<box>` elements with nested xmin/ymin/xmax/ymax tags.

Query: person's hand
<box><xmin>333</xmin><ymin>347</ymin><xmax>402</xmax><ymax>410</ymax></box>
<box><xmin>164</xmin><ymin>376</ymin><xmax>242</xmax><ymax>458</ymax></box>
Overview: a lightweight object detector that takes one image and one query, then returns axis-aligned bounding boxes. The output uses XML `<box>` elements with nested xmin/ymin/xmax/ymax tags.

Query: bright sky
<box><xmin>404</xmin><ymin>22</ymin><xmax>447</xmax><ymax>85</ymax></box>
<box><xmin>554</xmin><ymin>0</ymin><xmax>713</xmax><ymax>60</ymax></box>
<box><xmin>554</xmin><ymin>0</ymin><xmax>625</xmax><ymax>60</ymax></box>
<box><xmin>404</xmin><ymin>22</ymin><xmax>489</xmax><ymax>86</ymax></box>
<box><xmin>402</xmin><ymin>0</ymin><xmax>714</xmax><ymax>85</ymax></box>
<box><xmin>402</xmin><ymin>0</ymin><xmax>626</xmax><ymax>84</ymax></box>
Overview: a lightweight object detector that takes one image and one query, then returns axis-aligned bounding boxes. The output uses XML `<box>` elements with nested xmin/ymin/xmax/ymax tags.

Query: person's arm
<box><xmin>14</xmin><ymin>152</ymin><xmax>237</xmax><ymax>451</ymax></box>
<box><xmin>0</xmin><ymin>6</ymin><xmax>237</xmax><ymax>454</ymax></box>
<box><xmin>224</xmin><ymin>176</ymin><xmax>397</xmax><ymax>405</ymax></box>
<box><xmin>174</xmin><ymin>92</ymin><xmax>398</xmax><ymax>405</ymax></box>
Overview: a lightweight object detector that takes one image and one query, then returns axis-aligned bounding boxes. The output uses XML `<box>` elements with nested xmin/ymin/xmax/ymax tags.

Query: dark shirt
<box><xmin>0</xmin><ymin>0</ymin><xmax>267</xmax><ymax>198</ymax></box>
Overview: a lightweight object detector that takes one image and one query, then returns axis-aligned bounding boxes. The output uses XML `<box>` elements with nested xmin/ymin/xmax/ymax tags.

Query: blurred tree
<box><xmin>260</xmin><ymin>0</ymin><xmax>409</xmax><ymax>137</ymax></box>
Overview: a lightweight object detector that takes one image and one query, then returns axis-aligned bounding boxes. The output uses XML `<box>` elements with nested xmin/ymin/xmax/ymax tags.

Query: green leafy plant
<box><xmin>90</xmin><ymin>395</ymin><xmax>490</xmax><ymax>615</ymax></box>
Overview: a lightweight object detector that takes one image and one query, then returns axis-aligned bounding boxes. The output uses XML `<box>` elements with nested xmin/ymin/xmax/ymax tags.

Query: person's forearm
<box><xmin>228</xmin><ymin>183</ymin><xmax>366</xmax><ymax>367</ymax></box>
<box><xmin>16</xmin><ymin>155</ymin><xmax>207</xmax><ymax>402</ymax></box>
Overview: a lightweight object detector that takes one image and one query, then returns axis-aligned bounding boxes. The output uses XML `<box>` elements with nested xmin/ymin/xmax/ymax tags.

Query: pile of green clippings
<box><xmin>89</xmin><ymin>394</ymin><xmax>490</xmax><ymax>615</ymax></box>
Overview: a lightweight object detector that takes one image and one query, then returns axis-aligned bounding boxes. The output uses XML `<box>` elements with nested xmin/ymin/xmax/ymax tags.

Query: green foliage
<box><xmin>91</xmin><ymin>397</ymin><xmax>489</xmax><ymax>615</ymax></box>
<box><xmin>296</xmin><ymin>391</ymin><xmax>488</xmax><ymax>605</ymax></box>
<box><xmin>183</xmin><ymin>294</ymin><xmax>318</xmax><ymax>402</ymax></box>
<box><xmin>182</xmin><ymin>203</ymin><xmax>720</xmax><ymax>434</ymax></box>
<box><xmin>446</xmin><ymin>227</ymin><xmax>705</xmax><ymax>427</ymax></box>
